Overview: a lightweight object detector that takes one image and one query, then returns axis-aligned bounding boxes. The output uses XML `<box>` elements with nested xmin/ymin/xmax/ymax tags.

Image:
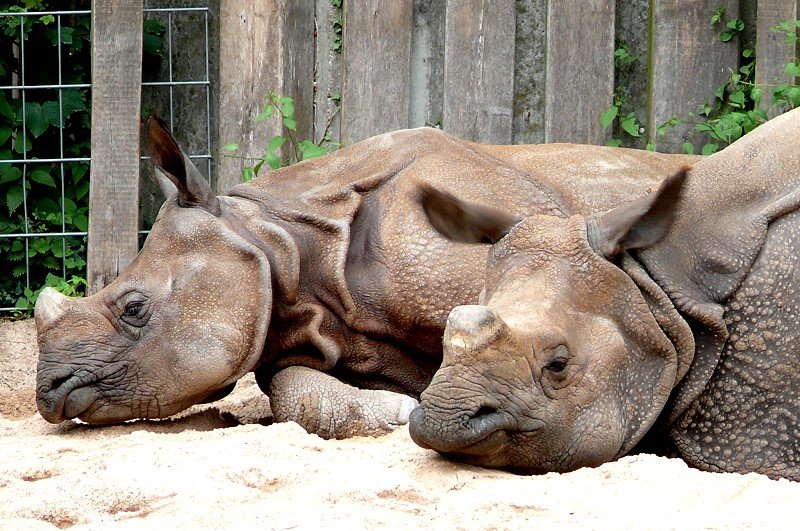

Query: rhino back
<box><xmin>229</xmin><ymin>128</ymin><xmax>690</xmax><ymax>395</ymax></box>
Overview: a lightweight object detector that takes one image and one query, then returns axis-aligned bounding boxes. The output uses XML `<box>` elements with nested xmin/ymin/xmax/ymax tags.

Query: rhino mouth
<box><xmin>410</xmin><ymin>406</ymin><xmax>519</xmax><ymax>455</ymax></box>
<box><xmin>36</xmin><ymin>362</ymin><xmax>131</xmax><ymax>424</ymax></box>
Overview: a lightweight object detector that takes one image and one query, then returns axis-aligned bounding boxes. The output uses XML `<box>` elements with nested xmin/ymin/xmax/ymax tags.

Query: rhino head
<box><xmin>409</xmin><ymin>170</ymin><xmax>688</xmax><ymax>473</ymax></box>
<box><xmin>34</xmin><ymin>116</ymin><xmax>271</xmax><ymax>423</ymax></box>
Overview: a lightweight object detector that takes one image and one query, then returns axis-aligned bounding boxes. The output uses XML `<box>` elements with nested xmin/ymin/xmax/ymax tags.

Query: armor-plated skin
<box><xmin>34</xmin><ymin>116</ymin><xmax>694</xmax><ymax>437</ymax></box>
<box><xmin>409</xmin><ymin>108</ymin><xmax>800</xmax><ymax>480</ymax></box>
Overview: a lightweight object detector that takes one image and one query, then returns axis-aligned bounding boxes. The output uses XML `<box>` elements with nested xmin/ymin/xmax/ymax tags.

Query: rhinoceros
<box><xmin>408</xmin><ymin>108</ymin><xmax>800</xmax><ymax>481</ymax></box>
<box><xmin>34</xmin><ymin>115</ymin><xmax>693</xmax><ymax>438</ymax></box>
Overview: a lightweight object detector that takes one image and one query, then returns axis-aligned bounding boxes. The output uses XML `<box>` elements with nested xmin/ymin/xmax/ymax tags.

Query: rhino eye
<box><xmin>544</xmin><ymin>357</ymin><xmax>568</xmax><ymax>373</ymax></box>
<box><xmin>123</xmin><ymin>301</ymin><xmax>144</xmax><ymax>317</ymax></box>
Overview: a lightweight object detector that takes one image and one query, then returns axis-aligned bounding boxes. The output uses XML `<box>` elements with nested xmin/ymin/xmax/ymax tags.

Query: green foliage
<box><xmin>604</xmin><ymin>8</ymin><xmax>800</xmax><ymax>156</ymax></box>
<box><xmin>601</xmin><ymin>43</ymin><xmax>645</xmax><ymax>147</ymax></box>
<box><xmin>0</xmin><ymin>2</ymin><xmax>166</xmax><ymax>311</ymax></box>
<box><xmin>330</xmin><ymin>0</ymin><xmax>343</xmax><ymax>53</ymax></box>
<box><xmin>225</xmin><ymin>91</ymin><xmax>335</xmax><ymax>182</ymax></box>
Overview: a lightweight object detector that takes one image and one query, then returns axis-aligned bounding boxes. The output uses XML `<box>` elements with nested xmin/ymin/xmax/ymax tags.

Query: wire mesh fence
<box><xmin>0</xmin><ymin>5</ymin><xmax>213</xmax><ymax>312</ymax></box>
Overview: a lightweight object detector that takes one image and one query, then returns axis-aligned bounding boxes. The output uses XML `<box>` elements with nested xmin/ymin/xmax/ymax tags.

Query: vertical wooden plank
<box><xmin>513</xmin><ymin>0</ymin><xmax>547</xmax><ymax>145</ymax></box>
<box><xmin>614</xmin><ymin>0</ymin><xmax>651</xmax><ymax>149</ymax></box>
<box><xmin>313</xmin><ymin>0</ymin><xmax>343</xmax><ymax>145</ymax></box>
<box><xmin>649</xmin><ymin>0</ymin><xmax>739</xmax><ymax>152</ymax></box>
<box><xmin>217</xmin><ymin>1</ymin><xmax>281</xmax><ymax>193</ymax></box>
<box><xmin>410</xmin><ymin>0</ymin><xmax>446</xmax><ymax>128</ymax></box>
<box><xmin>755</xmin><ymin>0</ymin><xmax>798</xmax><ymax>116</ymax></box>
<box><xmin>87</xmin><ymin>0</ymin><xmax>143</xmax><ymax>294</ymax></box>
<box><xmin>283</xmin><ymin>1</ymin><xmax>315</xmax><ymax>147</ymax></box>
<box><xmin>217</xmin><ymin>1</ymin><xmax>314</xmax><ymax>193</ymax></box>
<box><xmin>341</xmin><ymin>0</ymin><xmax>413</xmax><ymax>146</ymax></box>
<box><xmin>442</xmin><ymin>0</ymin><xmax>515</xmax><ymax>144</ymax></box>
<box><xmin>544</xmin><ymin>0</ymin><xmax>615</xmax><ymax>144</ymax></box>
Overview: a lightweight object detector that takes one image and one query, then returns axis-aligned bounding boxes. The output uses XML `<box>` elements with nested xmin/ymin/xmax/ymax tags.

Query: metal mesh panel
<box><xmin>0</xmin><ymin>6</ymin><xmax>212</xmax><ymax>312</ymax></box>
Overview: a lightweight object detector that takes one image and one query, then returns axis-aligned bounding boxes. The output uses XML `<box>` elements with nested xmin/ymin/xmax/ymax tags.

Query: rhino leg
<box><xmin>267</xmin><ymin>366</ymin><xmax>419</xmax><ymax>439</ymax></box>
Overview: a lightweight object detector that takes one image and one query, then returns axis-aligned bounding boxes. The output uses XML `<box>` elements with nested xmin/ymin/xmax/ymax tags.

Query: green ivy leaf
<box><xmin>267</xmin><ymin>135</ymin><xmax>286</xmax><ymax>156</ymax></box>
<box><xmin>0</xmin><ymin>126</ymin><xmax>11</xmax><ymax>146</ymax></box>
<box><xmin>620</xmin><ymin>113</ymin><xmax>642</xmax><ymax>137</ymax></box>
<box><xmin>600</xmin><ymin>106</ymin><xmax>618</xmax><ymax>130</ymax></box>
<box><xmin>701</xmin><ymin>143</ymin><xmax>719</xmax><ymax>156</ymax></box>
<box><xmin>42</xmin><ymin>100</ymin><xmax>62</xmax><ymax>127</ymax></box>
<box><xmin>23</xmin><ymin>102</ymin><xmax>48</xmax><ymax>137</ymax></box>
<box><xmin>72</xmin><ymin>214</ymin><xmax>88</xmax><ymax>232</ymax></box>
<box><xmin>298</xmin><ymin>140</ymin><xmax>331</xmax><ymax>160</ymax></box>
<box><xmin>728</xmin><ymin>90</ymin><xmax>745</xmax><ymax>108</ymax></box>
<box><xmin>241</xmin><ymin>167</ymin><xmax>255</xmax><ymax>182</ymax></box>
<box><xmin>222</xmin><ymin>143</ymin><xmax>239</xmax><ymax>151</ymax></box>
<box><xmin>13</xmin><ymin>133</ymin><xmax>31</xmax><ymax>154</ymax></box>
<box><xmin>71</xmin><ymin>163</ymin><xmax>88</xmax><ymax>183</ymax></box>
<box><xmin>61</xmin><ymin>90</ymin><xmax>87</xmax><ymax>116</ymax></box>
<box><xmin>682</xmin><ymin>142</ymin><xmax>695</xmax><ymax>155</ymax></box>
<box><xmin>784</xmin><ymin>62</ymin><xmax>800</xmax><ymax>77</ymax></box>
<box><xmin>0</xmin><ymin>164</ymin><xmax>21</xmax><ymax>184</ymax></box>
<box><xmin>0</xmin><ymin>92</ymin><xmax>15</xmax><ymax>120</ymax></box>
<box><xmin>605</xmin><ymin>139</ymin><xmax>623</xmax><ymax>148</ymax></box>
<box><xmin>255</xmin><ymin>105</ymin><xmax>274</xmax><ymax>123</ymax></box>
<box><xmin>6</xmin><ymin>186</ymin><xmax>23</xmax><ymax>214</ymax></box>
<box><xmin>279</xmin><ymin>101</ymin><xmax>295</xmax><ymax>118</ymax></box>
<box><xmin>75</xmin><ymin>180</ymin><xmax>89</xmax><ymax>200</ymax></box>
<box><xmin>29</xmin><ymin>169</ymin><xmax>56</xmax><ymax>187</ymax></box>
<box><xmin>282</xmin><ymin>117</ymin><xmax>297</xmax><ymax>131</ymax></box>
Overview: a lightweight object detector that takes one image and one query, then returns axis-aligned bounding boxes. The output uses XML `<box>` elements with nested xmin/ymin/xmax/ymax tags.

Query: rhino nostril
<box><xmin>49</xmin><ymin>374</ymin><xmax>71</xmax><ymax>392</ymax></box>
<box><xmin>472</xmin><ymin>405</ymin><xmax>498</xmax><ymax>419</ymax></box>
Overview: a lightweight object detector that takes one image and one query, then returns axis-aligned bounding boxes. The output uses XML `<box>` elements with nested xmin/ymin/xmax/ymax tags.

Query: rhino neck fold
<box><xmin>619</xmin><ymin>253</ymin><xmax>726</xmax><ymax>431</ymax></box>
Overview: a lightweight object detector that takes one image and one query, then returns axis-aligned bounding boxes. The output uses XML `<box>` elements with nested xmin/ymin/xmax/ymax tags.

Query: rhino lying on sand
<box><xmin>409</xmin><ymin>108</ymin><xmax>800</xmax><ymax>481</ymax></box>
<box><xmin>34</xmin><ymin>116</ymin><xmax>694</xmax><ymax>438</ymax></box>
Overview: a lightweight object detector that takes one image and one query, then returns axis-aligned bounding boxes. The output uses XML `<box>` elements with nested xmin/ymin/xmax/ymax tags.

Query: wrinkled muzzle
<box><xmin>34</xmin><ymin>289</ymin><xmax>133</xmax><ymax>424</ymax></box>
<box><xmin>409</xmin><ymin>305</ymin><xmax>524</xmax><ymax>460</ymax></box>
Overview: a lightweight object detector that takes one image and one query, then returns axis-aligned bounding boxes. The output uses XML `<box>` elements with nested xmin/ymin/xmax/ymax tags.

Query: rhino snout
<box><xmin>408</xmin><ymin>401</ymin><xmax>511</xmax><ymax>455</ymax></box>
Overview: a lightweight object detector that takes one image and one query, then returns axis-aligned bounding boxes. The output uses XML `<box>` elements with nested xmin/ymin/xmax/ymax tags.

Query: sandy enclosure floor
<box><xmin>1</xmin><ymin>319</ymin><xmax>798</xmax><ymax>530</ymax></box>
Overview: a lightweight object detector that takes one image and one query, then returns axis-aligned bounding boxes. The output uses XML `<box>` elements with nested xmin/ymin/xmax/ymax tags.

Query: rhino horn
<box><xmin>589</xmin><ymin>166</ymin><xmax>689</xmax><ymax>258</ymax></box>
<box><xmin>34</xmin><ymin>287</ymin><xmax>69</xmax><ymax>326</ymax></box>
<box><xmin>145</xmin><ymin>114</ymin><xmax>220</xmax><ymax>216</ymax></box>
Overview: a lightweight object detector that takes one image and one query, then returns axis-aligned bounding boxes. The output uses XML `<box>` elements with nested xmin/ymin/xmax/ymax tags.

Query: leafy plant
<box><xmin>224</xmin><ymin>91</ymin><xmax>335</xmax><ymax>182</ymax></box>
<box><xmin>0</xmin><ymin>1</ymin><xmax>167</xmax><ymax>312</ymax></box>
<box><xmin>606</xmin><ymin>7</ymin><xmax>800</xmax><ymax>156</ymax></box>
<box><xmin>601</xmin><ymin>43</ymin><xmax>645</xmax><ymax>147</ymax></box>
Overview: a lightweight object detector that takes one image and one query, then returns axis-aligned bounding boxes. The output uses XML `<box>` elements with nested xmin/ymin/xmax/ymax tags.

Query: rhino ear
<box><xmin>145</xmin><ymin>114</ymin><xmax>220</xmax><ymax>216</ymax></box>
<box><xmin>419</xmin><ymin>183</ymin><xmax>521</xmax><ymax>244</ymax></box>
<box><xmin>589</xmin><ymin>166</ymin><xmax>689</xmax><ymax>259</ymax></box>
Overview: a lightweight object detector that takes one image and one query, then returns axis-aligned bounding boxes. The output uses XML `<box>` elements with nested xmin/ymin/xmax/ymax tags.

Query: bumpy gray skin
<box><xmin>270</xmin><ymin>367</ymin><xmax>418</xmax><ymax>438</ymax></box>
<box><xmin>34</xmin><ymin>116</ymin><xmax>693</xmax><ymax>439</ymax></box>
<box><xmin>409</xmin><ymin>108</ymin><xmax>800</xmax><ymax>480</ymax></box>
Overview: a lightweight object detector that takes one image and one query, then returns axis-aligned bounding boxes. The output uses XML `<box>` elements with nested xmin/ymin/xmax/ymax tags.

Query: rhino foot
<box><xmin>268</xmin><ymin>366</ymin><xmax>418</xmax><ymax>439</ymax></box>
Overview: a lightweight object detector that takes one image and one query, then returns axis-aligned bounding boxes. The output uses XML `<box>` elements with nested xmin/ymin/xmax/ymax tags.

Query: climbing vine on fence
<box><xmin>603</xmin><ymin>7</ymin><xmax>800</xmax><ymax>154</ymax></box>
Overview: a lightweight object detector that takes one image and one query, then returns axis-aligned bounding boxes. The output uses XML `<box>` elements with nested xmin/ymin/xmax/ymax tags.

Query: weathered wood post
<box><xmin>340</xmin><ymin>0</ymin><xmax>413</xmax><ymax>146</ymax></box>
<box><xmin>442</xmin><ymin>0</ymin><xmax>515</xmax><ymax>144</ymax></box>
<box><xmin>648</xmin><ymin>0</ymin><xmax>739</xmax><ymax>152</ymax></box>
<box><xmin>86</xmin><ymin>0</ymin><xmax>144</xmax><ymax>294</ymax></box>
<box><xmin>217</xmin><ymin>1</ymin><xmax>315</xmax><ymax>194</ymax></box>
<box><xmin>544</xmin><ymin>1</ymin><xmax>615</xmax><ymax>144</ymax></box>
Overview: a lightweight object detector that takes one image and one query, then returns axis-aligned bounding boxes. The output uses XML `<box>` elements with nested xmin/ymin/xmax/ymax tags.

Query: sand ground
<box><xmin>1</xmin><ymin>319</ymin><xmax>798</xmax><ymax>530</ymax></box>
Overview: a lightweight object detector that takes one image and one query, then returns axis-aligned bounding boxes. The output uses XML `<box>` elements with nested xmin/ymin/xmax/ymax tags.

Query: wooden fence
<box><xmin>88</xmin><ymin>0</ymin><xmax>798</xmax><ymax>291</ymax></box>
